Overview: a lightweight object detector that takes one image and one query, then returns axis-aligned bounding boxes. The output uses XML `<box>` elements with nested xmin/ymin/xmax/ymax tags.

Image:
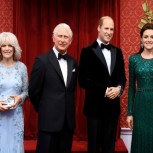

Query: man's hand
<box><xmin>105</xmin><ymin>86</ymin><xmax>121</xmax><ymax>99</ymax></box>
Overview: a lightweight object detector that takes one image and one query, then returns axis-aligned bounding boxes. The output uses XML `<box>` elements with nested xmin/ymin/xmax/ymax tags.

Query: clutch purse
<box><xmin>0</xmin><ymin>97</ymin><xmax>15</xmax><ymax>108</ymax></box>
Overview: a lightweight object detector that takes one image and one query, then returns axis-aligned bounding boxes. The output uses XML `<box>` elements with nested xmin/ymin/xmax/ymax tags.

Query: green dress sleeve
<box><xmin>128</xmin><ymin>55</ymin><xmax>136</xmax><ymax>116</ymax></box>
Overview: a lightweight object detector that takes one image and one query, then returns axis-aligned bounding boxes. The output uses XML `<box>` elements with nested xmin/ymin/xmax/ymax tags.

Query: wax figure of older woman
<box><xmin>0</xmin><ymin>32</ymin><xmax>28</xmax><ymax>153</ymax></box>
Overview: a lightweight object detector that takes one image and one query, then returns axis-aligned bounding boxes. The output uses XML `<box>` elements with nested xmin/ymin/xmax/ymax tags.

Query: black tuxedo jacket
<box><xmin>78</xmin><ymin>41</ymin><xmax>126</xmax><ymax>117</ymax></box>
<box><xmin>28</xmin><ymin>50</ymin><xmax>78</xmax><ymax>132</ymax></box>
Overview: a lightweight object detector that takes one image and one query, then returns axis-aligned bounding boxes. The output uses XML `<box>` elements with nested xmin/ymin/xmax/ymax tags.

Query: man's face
<box><xmin>53</xmin><ymin>28</ymin><xmax>72</xmax><ymax>54</ymax></box>
<box><xmin>98</xmin><ymin>18</ymin><xmax>114</xmax><ymax>44</ymax></box>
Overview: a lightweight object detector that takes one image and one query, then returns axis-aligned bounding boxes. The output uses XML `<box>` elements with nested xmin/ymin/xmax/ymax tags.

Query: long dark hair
<box><xmin>138</xmin><ymin>23</ymin><xmax>153</xmax><ymax>53</ymax></box>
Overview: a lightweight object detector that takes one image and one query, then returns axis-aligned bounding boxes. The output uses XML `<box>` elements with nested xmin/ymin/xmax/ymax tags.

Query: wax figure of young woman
<box><xmin>127</xmin><ymin>23</ymin><xmax>153</xmax><ymax>153</ymax></box>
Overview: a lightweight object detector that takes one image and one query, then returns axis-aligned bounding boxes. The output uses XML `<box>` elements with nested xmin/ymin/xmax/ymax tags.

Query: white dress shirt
<box><xmin>53</xmin><ymin>47</ymin><xmax>68</xmax><ymax>86</ymax></box>
<box><xmin>97</xmin><ymin>39</ymin><xmax>111</xmax><ymax>75</ymax></box>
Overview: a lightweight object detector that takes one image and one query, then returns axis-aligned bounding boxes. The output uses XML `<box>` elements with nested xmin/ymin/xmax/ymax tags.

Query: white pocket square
<box><xmin>72</xmin><ymin>68</ymin><xmax>76</xmax><ymax>72</ymax></box>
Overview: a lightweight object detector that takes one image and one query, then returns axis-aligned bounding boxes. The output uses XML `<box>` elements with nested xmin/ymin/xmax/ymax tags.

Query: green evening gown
<box><xmin>128</xmin><ymin>53</ymin><xmax>153</xmax><ymax>153</ymax></box>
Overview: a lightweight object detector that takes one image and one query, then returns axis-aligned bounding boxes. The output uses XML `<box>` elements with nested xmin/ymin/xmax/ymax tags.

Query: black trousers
<box><xmin>87</xmin><ymin>115</ymin><xmax>118</xmax><ymax>153</ymax></box>
<box><xmin>36</xmin><ymin>120</ymin><xmax>74</xmax><ymax>153</ymax></box>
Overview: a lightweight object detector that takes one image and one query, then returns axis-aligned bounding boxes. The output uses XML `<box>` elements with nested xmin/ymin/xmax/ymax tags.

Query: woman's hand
<box><xmin>0</xmin><ymin>102</ymin><xmax>9</xmax><ymax>111</ymax></box>
<box><xmin>9</xmin><ymin>96</ymin><xmax>22</xmax><ymax>110</ymax></box>
<box><xmin>127</xmin><ymin>115</ymin><xmax>133</xmax><ymax>129</ymax></box>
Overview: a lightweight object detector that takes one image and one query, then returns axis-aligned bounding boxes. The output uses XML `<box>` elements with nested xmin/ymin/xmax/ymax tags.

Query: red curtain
<box><xmin>13</xmin><ymin>0</ymin><xmax>120</xmax><ymax>140</ymax></box>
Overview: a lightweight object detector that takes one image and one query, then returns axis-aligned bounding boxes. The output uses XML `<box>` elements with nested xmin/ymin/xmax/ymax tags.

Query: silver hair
<box><xmin>0</xmin><ymin>32</ymin><xmax>22</xmax><ymax>60</ymax></box>
<box><xmin>53</xmin><ymin>23</ymin><xmax>73</xmax><ymax>38</ymax></box>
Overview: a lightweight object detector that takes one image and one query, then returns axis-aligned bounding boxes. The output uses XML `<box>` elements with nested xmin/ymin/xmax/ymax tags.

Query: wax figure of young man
<box><xmin>78</xmin><ymin>16</ymin><xmax>126</xmax><ymax>153</ymax></box>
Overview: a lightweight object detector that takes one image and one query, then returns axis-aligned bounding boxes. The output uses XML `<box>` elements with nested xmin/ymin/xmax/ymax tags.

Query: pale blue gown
<box><xmin>0</xmin><ymin>61</ymin><xmax>28</xmax><ymax>153</ymax></box>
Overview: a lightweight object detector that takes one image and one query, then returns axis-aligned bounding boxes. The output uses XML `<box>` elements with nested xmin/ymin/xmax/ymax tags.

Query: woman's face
<box><xmin>141</xmin><ymin>29</ymin><xmax>153</xmax><ymax>50</ymax></box>
<box><xmin>0</xmin><ymin>38</ymin><xmax>14</xmax><ymax>60</ymax></box>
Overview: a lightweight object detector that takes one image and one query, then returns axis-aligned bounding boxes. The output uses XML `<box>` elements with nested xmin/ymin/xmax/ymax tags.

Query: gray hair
<box><xmin>53</xmin><ymin>23</ymin><xmax>73</xmax><ymax>38</ymax></box>
<box><xmin>0</xmin><ymin>32</ymin><xmax>22</xmax><ymax>60</ymax></box>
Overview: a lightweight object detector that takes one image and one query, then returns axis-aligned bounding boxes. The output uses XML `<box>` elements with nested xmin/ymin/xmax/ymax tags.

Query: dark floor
<box><xmin>24</xmin><ymin>138</ymin><xmax>128</xmax><ymax>153</ymax></box>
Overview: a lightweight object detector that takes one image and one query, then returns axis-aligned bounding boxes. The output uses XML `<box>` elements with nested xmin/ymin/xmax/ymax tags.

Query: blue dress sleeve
<box><xmin>19</xmin><ymin>63</ymin><xmax>28</xmax><ymax>104</ymax></box>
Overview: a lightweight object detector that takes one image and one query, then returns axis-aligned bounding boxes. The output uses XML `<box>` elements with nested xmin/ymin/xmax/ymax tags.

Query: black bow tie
<box><xmin>58</xmin><ymin>53</ymin><xmax>67</xmax><ymax>60</ymax></box>
<box><xmin>101</xmin><ymin>43</ymin><xmax>111</xmax><ymax>50</ymax></box>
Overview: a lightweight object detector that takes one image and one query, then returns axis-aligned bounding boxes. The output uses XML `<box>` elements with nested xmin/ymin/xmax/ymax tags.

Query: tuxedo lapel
<box><xmin>93</xmin><ymin>45</ymin><xmax>108</xmax><ymax>69</ymax></box>
<box><xmin>93</xmin><ymin>45</ymin><xmax>110</xmax><ymax>76</ymax></box>
<box><xmin>110</xmin><ymin>47</ymin><xmax>116</xmax><ymax>75</ymax></box>
<box><xmin>48</xmin><ymin>51</ymin><xmax>65</xmax><ymax>83</ymax></box>
<box><xmin>93</xmin><ymin>42</ymin><xmax>117</xmax><ymax>76</ymax></box>
<box><xmin>66</xmin><ymin>56</ymin><xmax>73</xmax><ymax>87</ymax></box>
